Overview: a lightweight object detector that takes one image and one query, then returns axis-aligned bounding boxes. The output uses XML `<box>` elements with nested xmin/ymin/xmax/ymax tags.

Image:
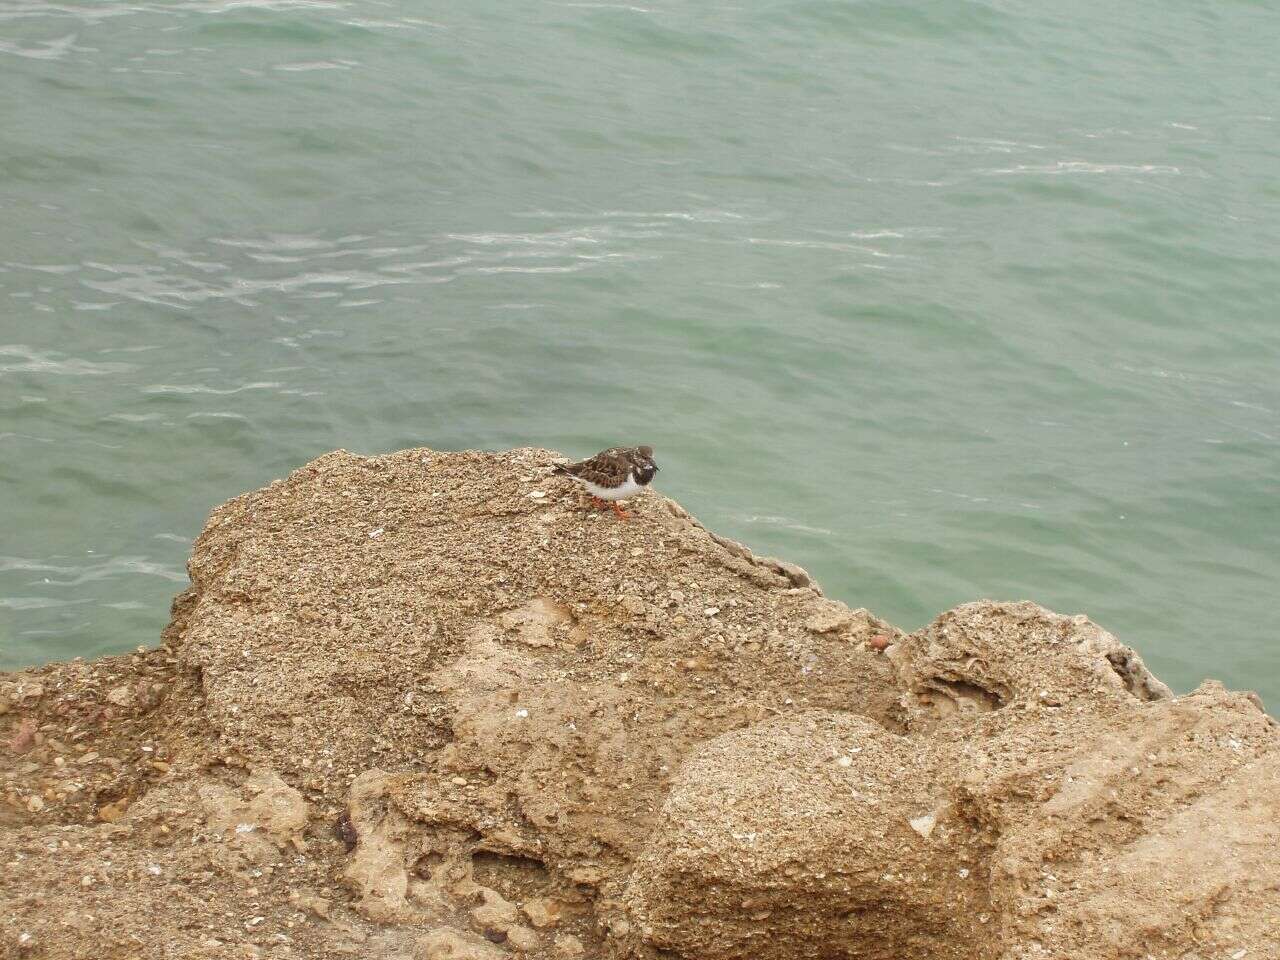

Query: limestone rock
<box><xmin>500</xmin><ymin>597</ymin><xmax>572</xmax><ymax>648</ymax></box>
<box><xmin>521</xmin><ymin>897</ymin><xmax>561</xmax><ymax>929</ymax></box>
<box><xmin>415</xmin><ymin>928</ymin><xmax>507</xmax><ymax>960</ymax></box>
<box><xmin>198</xmin><ymin>769</ymin><xmax>309</xmax><ymax>864</ymax></box>
<box><xmin>470</xmin><ymin>888</ymin><xmax>518</xmax><ymax>936</ymax></box>
<box><xmin>624</xmin><ymin>713</ymin><xmax>970</xmax><ymax>959</ymax></box>
<box><xmin>342</xmin><ymin>769</ymin><xmax>417</xmax><ymax>922</ymax></box>
<box><xmin>1</xmin><ymin>447</ymin><xmax>1276</xmax><ymax>960</ymax></box>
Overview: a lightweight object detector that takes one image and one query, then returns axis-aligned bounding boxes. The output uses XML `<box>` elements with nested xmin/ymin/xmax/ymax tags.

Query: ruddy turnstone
<box><xmin>553</xmin><ymin>445</ymin><xmax>659</xmax><ymax>520</ymax></box>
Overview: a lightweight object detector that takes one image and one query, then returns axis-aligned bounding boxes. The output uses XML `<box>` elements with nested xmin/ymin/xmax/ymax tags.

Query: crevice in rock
<box><xmin>470</xmin><ymin>850</ymin><xmax>551</xmax><ymax>902</ymax></box>
<box><xmin>917</xmin><ymin>676</ymin><xmax>1007</xmax><ymax>716</ymax></box>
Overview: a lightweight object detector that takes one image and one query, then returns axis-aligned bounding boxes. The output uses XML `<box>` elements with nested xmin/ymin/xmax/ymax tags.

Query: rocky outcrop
<box><xmin>1</xmin><ymin>447</ymin><xmax>1276</xmax><ymax>960</ymax></box>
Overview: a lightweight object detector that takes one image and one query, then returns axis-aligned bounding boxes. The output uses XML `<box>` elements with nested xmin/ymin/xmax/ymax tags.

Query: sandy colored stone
<box><xmin>97</xmin><ymin>796</ymin><xmax>130</xmax><ymax>823</ymax></box>
<box><xmin>804</xmin><ymin>601</ymin><xmax>854</xmax><ymax>634</ymax></box>
<box><xmin>469</xmin><ymin>887</ymin><xmax>518</xmax><ymax>933</ymax></box>
<box><xmin>7</xmin><ymin>716</ymin><xmax>36</xmax><ymax>754</ymax></box>
<box><xmin>106</xmin><ymin>684</ymin><xmax>134</xmax><ymax>707</ymax></box>
<box><xmin>500</xmin><ymin>597</ymin><xmax>573</xmax><ymax>648</ymax></box>
<box><xmin>199</xmin><ymin>768</ymin><xmax>309</xmax><ymax>865</ymax></box>
<box><xmin>341</xmin><ymin>769</ymin><xmax>418</xmax><ymax>922</ymax></box>
<box><xmin>0</xmin><ymin>447</ymin><xmax>1276</xmax><ymax>960</ymax></box>
<box><xmin>505</xmin><ymin>925</ymin><xmax>540</xmax><ymax>952</ymax></box>
<box><xmin>521</xmin><ymin>896</ymin><xmax>562</xmax><ymax>929</ymax></box>
<box><xmin>415</xmin><ymin>927</ymin><xmax>506</xmax><ymax>960</ymax></box>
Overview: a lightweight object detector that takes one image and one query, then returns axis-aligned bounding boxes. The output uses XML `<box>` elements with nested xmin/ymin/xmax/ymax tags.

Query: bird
<box><xmin>552</xmin><ymin>445</ymin><xmax>659</xmax><ymax>520</ymax></box>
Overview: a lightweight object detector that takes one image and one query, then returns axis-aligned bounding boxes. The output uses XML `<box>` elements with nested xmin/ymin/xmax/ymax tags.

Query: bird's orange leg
<box><xmin>610</xmin><ymin>501</ymin><xmax>630</xmax><ymax>521</ymax></box>
<box><xmin>585</xmin><ymin>494</ymin><xmax>608</xmax><ymax>511</ymax></box>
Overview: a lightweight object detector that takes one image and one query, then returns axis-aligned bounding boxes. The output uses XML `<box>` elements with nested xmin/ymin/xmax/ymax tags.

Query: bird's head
<box><xmin>632</xmin><ymin>445</ymin><xmax>659</xmax><ymax>485</ymax></box>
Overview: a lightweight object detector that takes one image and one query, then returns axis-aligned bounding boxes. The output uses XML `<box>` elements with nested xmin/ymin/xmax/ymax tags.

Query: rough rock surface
<box><xmin>1</xmin><ymin>447</ymin><xmax>1276</xmax><ymax>960</ymax></box>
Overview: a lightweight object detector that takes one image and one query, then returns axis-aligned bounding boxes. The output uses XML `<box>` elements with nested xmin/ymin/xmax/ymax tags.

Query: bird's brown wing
<box><xmin>557</xmin><ymin>447</ymin><xmax>633</xmax><ymax>487</ymax></box>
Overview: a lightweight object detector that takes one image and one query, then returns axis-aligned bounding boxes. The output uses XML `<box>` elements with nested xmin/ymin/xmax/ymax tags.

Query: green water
<box><xmin>2</xmin><ymin>2</ymin><xmax>1278</xmax><ymax>706</ymax></box>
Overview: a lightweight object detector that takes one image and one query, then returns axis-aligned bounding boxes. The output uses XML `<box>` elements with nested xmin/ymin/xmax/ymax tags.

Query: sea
<box><xmin>2</xmin><ymin>0</ymin><xmax>1277</xmax><ymax>707</ymax></box>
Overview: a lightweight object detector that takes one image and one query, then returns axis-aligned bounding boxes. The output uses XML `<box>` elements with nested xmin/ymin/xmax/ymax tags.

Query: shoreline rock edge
<box><xmin>0</xmin><ymin>447</ymin><xmax>1275</xmax><ymax>960</ymax></box>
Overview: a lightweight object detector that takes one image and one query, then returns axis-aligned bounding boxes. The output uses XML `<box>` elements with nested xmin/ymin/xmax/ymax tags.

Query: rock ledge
<box><xmin>2</xmin><ymin>448</ymin><xmax>1276</xmax><ymax>960</ymax></box>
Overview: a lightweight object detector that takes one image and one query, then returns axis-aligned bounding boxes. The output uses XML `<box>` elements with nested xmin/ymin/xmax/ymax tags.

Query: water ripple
<box><xmin>142</xmin><ymin>381</ymin><xmax>283</xmax><ymax>395</ymax></box>
<box><xmin>983</xmin><ymin>160</ymin><xmax>1185</xmax><ymax>176</ymax></box>
<box><xmin>0</xmin><ymin>32</ymin><xmax>82</xmax><ymax>58</ymax></box>
<box><xmin>0</xmin><ymin>345</ymin><xmax>134</xmax><ymax>376</ymax></box>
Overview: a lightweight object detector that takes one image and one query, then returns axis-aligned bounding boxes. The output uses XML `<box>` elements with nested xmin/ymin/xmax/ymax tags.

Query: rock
<box><xmin>624</xmin><ymin>713</ymin><xmax>956</xmax><ymax>959</ymax></box>
<box><xmin>8</xmin><ymin>717</ymin><xmax>36</xmax><ymax>754</ymax></box>
<box><xmin>97</xmin><ymin>797</ymin><xmax>130</xmax><ymax>823</ymax></box>
<box><xmin>470</xmin><ymin>888</ymin><xmax>519</xmax><ymax>933</ymax></box>
<box><xmin>199</xmin><ymin>769</ymin><xmax>309</xmax><ymax>865</ymax></box>
<box><xmin>886</xmin><ymin>601</ymin><xmax>1172</xmax><ymax>733</ymax></box>
<box><xmin>243</xmin><ymin>770</ymin><xmax>309</xmax><ymax>839</ymax></box>
<box><xmin>466</xmin><ymin>887</ymin><xmax>540</xmax><ymax>950</ymax></box>
<box><xmin>342</xmin><ymin>770</ymin><xmax>417</xmax><ymax>922</ymax></box>
<box><xmin>288</xmin><ymin>891</ymin><xmax>330</xmax><ymax>919</ymax></box>
<box><xmin>804</xmin><ymin>604</ymin><xmax>853</xmax><ymax>634</ymax></box>
<box><xmin>521</xmin><ymin>897</ymin><xmax>561</xmax><ymax>929</ymax></box>
<box><xmin>105</xmin><ymin>685</ymin><xmax>133</xmax><ymax>707</ymax></box>
<box><xmin>414</xmin><ymin>928</ymin><xmax>507</xmax><ymax>960</ymax></box>
<box><xmin>505</xmin><ymin>926</ymin><xmax>539</xmax><ymax>952</ymax></box>
<box><xmin>758</xmin><ymin>557</ymin><xmax>813</xmax><ymax>589</ymax></box>
<box><xmin>3</xmin><ymin>446</ymin><xmax>1278</xmax><ymax>960</ymax></box>
<box><xmin>552</xmin><ymin>934</ymin><xmax>585</xmax><ymax>958</ymax></box>
<box><xmin>500</xmin><ymin>598</ymin><xmax>573</xmax><ymax>648</ymax></box>
<box><xmin>908</xmin><ymin>812</ymin><xmax>937</xmax><ymax>839</ymax></box>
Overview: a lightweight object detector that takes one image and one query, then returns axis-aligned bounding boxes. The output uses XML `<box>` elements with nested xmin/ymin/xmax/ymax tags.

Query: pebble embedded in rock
<box><xmin>908</xmin><ymin>812</ymin><xmax>937</xmax><ymax>839</ymax></box>
<box><xmin>105</xmin><ymin>685</ymin><xmax>133</xmax><ymax>707</ymax></box>
<box><xmin>521</xmin><ymin>897</ymin><xmax>561</xmax><ymax>929</ymax></box>
<box><xmin>505</xmin><ymin>926</ymin><xmax>539</xmax><ymax>951</ymax></box>
<box><xmin>97</xmin><ymin>797</ymin><xmax>129</xmax><ymax>823</ymax></box>
<box><xmin>8</xmin><ymin>717</ymin><xmax>36</xmax><ymax>754</ymax></box>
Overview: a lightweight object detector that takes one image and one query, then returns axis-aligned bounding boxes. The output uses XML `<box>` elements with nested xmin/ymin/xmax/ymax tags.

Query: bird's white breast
<box><xmin>581</xmin><ymin>472</ymin><xmax>644</xmax><ymax>501</ymax></box>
